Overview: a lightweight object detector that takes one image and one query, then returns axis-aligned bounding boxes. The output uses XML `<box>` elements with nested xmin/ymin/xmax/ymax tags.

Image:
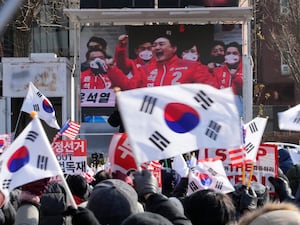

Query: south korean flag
<box><xmin>116</xmin><ymin>84</ymin><xmax>241</xmax><ymax>165</ymax></box>
<box><xmin>278</xmin><ymin>104</ymin><xmax>300</xmax><ymax>131</ymax></box>
<box><xmin>0</xmin><ymin>113</ymin><xmax>63</xmax><ymax>200</ymax></box>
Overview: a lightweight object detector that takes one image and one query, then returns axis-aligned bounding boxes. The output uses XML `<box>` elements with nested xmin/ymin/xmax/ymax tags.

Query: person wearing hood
<box><xmin>238</xmin><ymin>202</ymin><xmax>300</xmax><ymax>225</ymax></box>
<box><xmin>278</xmin><ymin>148</ymin><xmax>294</xmax><ymax>175</ymax></box>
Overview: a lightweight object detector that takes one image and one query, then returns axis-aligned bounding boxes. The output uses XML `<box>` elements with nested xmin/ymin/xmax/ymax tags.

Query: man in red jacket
<box><xmin>81</xmin><ymin>47</ymin><xmax>141</xmax><ymax>91</ymax></box>
<box><xmin>107</xmin><ymin>32</ymin><xmax>217</xmax><ymax>90</ymax></box>
<box><xmin>213</xmin><ymin>41</ymin><xmax>243</xmax><ymax>115</ymax></box>
<box><xmin>81</xmin><ymin>48</ymin><xmax>111</xmax><ymax>89</ymax></box>
<box><xmin>213</xmin><ymin>41</ymin><xmax>243</xmax><ymax>96</ymax></box>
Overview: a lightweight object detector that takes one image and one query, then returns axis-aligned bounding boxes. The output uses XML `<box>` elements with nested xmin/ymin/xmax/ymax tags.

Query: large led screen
<box><xmin>80</xmin><ymin>24</ymin><xmax>243</xmax><ymax>122</ymax></box>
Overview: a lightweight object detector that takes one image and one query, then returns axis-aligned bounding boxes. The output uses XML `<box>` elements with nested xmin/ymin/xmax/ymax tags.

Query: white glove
<box><xmin>90</xmin><ymin>58</ymin><xmax>107</xmax><ymax>73</ymax></box>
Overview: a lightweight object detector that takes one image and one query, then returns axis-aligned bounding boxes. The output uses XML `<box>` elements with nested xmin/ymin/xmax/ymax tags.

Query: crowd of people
<box><xmin>19</xmin><ymin>32</ymin><xmax>295</xmax><ymax>225</ymax></box>
<box><xmin>2</xmin><ymin>149</ymin><xmax>300</xmax><ymax>225</ymax></box>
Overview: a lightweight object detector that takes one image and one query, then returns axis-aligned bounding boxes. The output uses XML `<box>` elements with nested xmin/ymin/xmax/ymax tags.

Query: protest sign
<box><xmin>198</xmin><ymin>144</ymin><xmax>278</xmax><ymax>192</ymax></box>
<box><xmin>52</xmin><ymin>140</ymin><xmax>87</xmax><ymax>174</ymax></box>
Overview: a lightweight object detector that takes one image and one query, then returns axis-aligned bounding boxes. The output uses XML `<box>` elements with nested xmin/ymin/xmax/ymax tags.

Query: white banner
<box><xmin>81</xmin><ymin>89</ymin><xmax>116</xmax><ymax>107</ymax></box>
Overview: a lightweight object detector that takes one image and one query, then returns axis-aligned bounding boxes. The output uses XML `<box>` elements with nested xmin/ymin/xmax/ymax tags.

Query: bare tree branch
<box><xmin>258</xmin><ymin>0</ymin><xmax>300</xmax><ymax>90</ymax></box>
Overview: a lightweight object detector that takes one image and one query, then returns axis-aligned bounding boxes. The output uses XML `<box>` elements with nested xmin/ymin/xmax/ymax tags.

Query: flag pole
<box><xmin>241</xmin><ymin>163</ymin><xmax>245</xmax><ymax>185</ymax></box>
<box><xmin>50</xmin><ymin>119</ymin><xmax>78</xmax><ymax>208</ymax></box>
<box><xmin>51</xmin><ymin>119</ymin><xmax>70</xmax><ymax>148</ymax></box>
<box><xmin>28</xmin><ymin>112</ymin><xmax>77</xmax><ymax>209</ymax></box>
<box><xmin>12</xmin><ymin>111</ymin><xmax>23</xmax><ymax>141</ymax></box>
<box><xmin>247</xmin><ymin>162</ymin><xmax>254</xmax><ymax>188</ymax></box>
<box><xmin>58</xmin><ymin>174</ymin><xmax>78</xmax><ymax>209</ymax></box>
<box><xmin>240</xmin><ymin>117</ymin><xmax>246</xmax><ymax>185</ymax></box>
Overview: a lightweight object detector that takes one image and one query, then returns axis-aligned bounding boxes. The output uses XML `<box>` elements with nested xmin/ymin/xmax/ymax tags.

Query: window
<box><xmin>280</xmin><ymin>0</ymin><xmax>289</xmax><ymax>15</ymax></box>
<box><xmin>281</xmin><ymin>51</ymin><xmax>291</xmax><ymax>76</ymax></box>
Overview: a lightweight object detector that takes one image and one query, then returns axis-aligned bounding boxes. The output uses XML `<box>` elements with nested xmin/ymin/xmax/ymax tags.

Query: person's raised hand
<box><xmin>132</xmin><ymin>170</ymin><xmax>158</xmax><ymax>200</ymax></box>
<box><xmin>231</xmin><ymin>184</ymin><xmax>258</xmax><ymax>213</ymax></box>
<box><xmin>21</xmin><ymin>178</ymin><xmax>50</xmax><ymax>197</ymax></box>
<box><xmin>118</xmin><ymin>34</ymin><xmax>128</xmax><ymax>47</ymax></box>
<box><xmin>239</xmin><ymin>185</ymin><xmax>258</xmax><ymax>211</ymax></box>
<box><xmin>268</xmin><ymin>176</ymin><xmax>294</xmax><ymax>202</ymax></box>
<box><xmin>19</xmin><ymin>178</ymin><xmax>50</xmax><ymax>206</ymax></box>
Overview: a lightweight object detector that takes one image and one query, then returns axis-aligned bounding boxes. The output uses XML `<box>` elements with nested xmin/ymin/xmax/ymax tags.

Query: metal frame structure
<box><xmin>64</xmin><ymin>7</ymin><xmax>252</xmax><ymax>25</ymax></box>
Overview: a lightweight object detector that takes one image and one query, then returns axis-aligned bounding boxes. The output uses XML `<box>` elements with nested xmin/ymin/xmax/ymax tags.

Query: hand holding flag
<box><xmin>0</xmin><ymin>111</ymin><xmax>78</xmax><ymax>208</ymax></box>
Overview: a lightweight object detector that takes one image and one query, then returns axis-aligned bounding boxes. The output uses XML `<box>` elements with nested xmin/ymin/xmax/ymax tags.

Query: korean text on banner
<box><xmin>52</xmin><ymin>140</ymin><xmax>87</xmax><ymax>174</ymax></box>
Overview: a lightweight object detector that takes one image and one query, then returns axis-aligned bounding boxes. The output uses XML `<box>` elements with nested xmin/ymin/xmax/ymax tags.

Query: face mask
<box><xmin>182</xmin><ymin>53</ymin><xmax>198</xmax><ymax>61</ymax></box>
<box><xmin>211</xmin><ymin>55</ymin><xmax>225</xmax><ymax>64</ymax></box>
<box><xmin>225</xmin><ymin>54</ymin><xmax>240</xmax><ymax>65</ymax></box>
<box><xmin>139</xmin><ymin>50</ymin><xmax>153</xmax><ymax>61</ymax></box>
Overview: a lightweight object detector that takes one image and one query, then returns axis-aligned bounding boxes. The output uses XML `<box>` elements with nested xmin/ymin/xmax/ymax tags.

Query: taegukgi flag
<box><xmin>278</xmin><ymin>104</ymin><xmax>300</xmax><ymax>131</ymax></box>
<box><xmin>21</xmin><ymin>82</ymin><xmax>60</xmax><ymax>129</ymax></box>
<box><xmin>116</xmin><ymin>84</ymin><xmax>242</xmax><ymax>165</ymax></box>
<box><xmin>0</xmin><ymin>113</ymin><xmax>64</xmax><ymax>199</ymax></box>
<box><xmin>0</xmin><ymin>134</ymin><xmax>11</xmax><ymax>153</ymax></box>
<box><xmin>244</xmin><ymin>117</ymin><xmax>268</xmax><ymax>162</ymax></box>
<box><xmin>187</xmin><ymin>158</ymin><xmax>235</xmax><ymax>195</ymax></box>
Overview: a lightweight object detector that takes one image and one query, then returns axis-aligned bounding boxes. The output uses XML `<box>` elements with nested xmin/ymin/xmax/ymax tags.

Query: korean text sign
<box><xmin>52</xmin><ymin>140</ymin><xmax>87</xmax><ymax>174</ymax></box>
